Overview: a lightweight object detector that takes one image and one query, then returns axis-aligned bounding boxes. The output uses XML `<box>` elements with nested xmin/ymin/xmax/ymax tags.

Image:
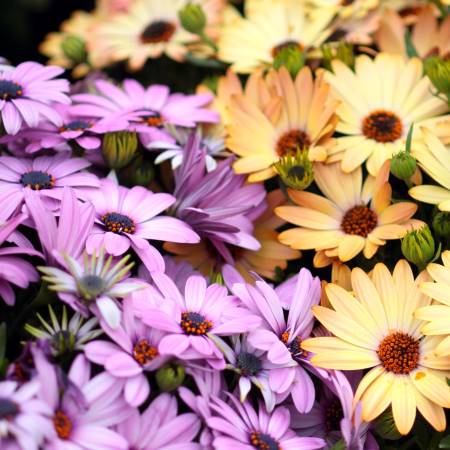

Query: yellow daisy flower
<box><xmin>409</xmin><ymin>128</ymin><xmax>450</xmax><ymax>212</ymax></box>
<box><xmin>302</xmin><ymin>260</ymin><xmax>450</xmax><ymax>435</ymax></box>
<box><xmin>306</xmin><ymin>0</ymin><xmax>378</xmax><ymax>20</ymax></box>
<box><xmin>227</xmin><ymin>66</ymin><xmax>339</xmax><ymax>182</ymax></box>
<box><xmin>276</xmin><ymin>161</ymin><xmax>423</xmax><ymax>266</ymax></box>
<box><xmin>217</xmin><ymin>0</ymin><xmax>332</xmax><ymax>73</ymax></box>
<box><xmin>416</xmin><ymin>251</ymin><xmax>450</xmax><ymax>357</ymax></box>
<box><xmin>324</xmin><ymin>53</ymin><xmax>449</xmax><ymax>175</ymax></box>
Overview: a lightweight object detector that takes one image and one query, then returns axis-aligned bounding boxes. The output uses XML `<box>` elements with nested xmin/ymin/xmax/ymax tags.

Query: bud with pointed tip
<box><xmin>102</xmin><ymin>131</ymin><xmax>138</xmax><ymax>170</ymax></box>
<box><xmin>178</xmin><ymin>2</ymin><xmax>206</xmax><ymax>35</ymax></box>
<box><xmin>424</xmin><ymin>56</ymin><xmax>450</xmax><ymax>102</ymax></box>
<box><xmin>401</xmin><ymin>225</ymin><xmax>435</xmax><ymax>270</ymax></box>
<box><xmin>273</xmin><ymin>46</ymin><xmax>305</xmax><ymax>78</ymax></box>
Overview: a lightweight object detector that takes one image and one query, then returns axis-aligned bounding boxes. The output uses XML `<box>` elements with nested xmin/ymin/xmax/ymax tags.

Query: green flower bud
<box><xmin>425</xmin><ymin>56</ymin><xmax>450</xmax><ymax>98</ymax></box>
<box><xmin>374</xmin><ymin>408</ymin><xmax>402</xmax><ymax>440</ymax></box>
<box><xmin>273</xmin><ymin>46</ymin><xmax>305</xmax><ymax>78</ymax></box>
<box><xmin>102</xmin><ymin>131</ymin><xmax>138</xmax><ymax>170</ymax></box>
<box><xmin>201</xmin><ymin>75</ymin><xmax>219</xmax><ymax>95</ymax></box>
<box><xmin>156</xmin><ymin>363</ymin><xmax>185</xmax><ymax>392</ymax></box>
<box><xmin>401</xmin><ymin>225</ymin><xmax>435</xmax><ymax>270</ymax></box>
<box><xmin>178</xmin><ymin>2</ymin><xmax>206</xmax><ymax>35</ymax></box>
<box><xmin>274</xmin><ymin>150</ymin><xmax>314</xmax><ymax>190</ymax></box>
<box><xmin>390</xmin><ymin>151</ymin><xmax>417</xmax><ymax>180</ymax></box>
<box><xmin>433</xmin><ymin>211</ymin><xmax>450</xmax><ymax>239</ymax></box>
<box><xmin>209</xmin><ymin>270</ymin><xmax>224</xmax><ymax>285</ymax></box>
<box><xmin>120</xmin><ymin>155</ymin><xmax>155</xmax><ymax>187</ymax></box>
<box><xmin>61</xmin><ymin>34</ymin><xmax>87</xmax><ymax>64</ymax></box>
<box><xmin>322</xmin><ymin>42</ymin><xmax>354</xmax><ymax>72</ymax></box>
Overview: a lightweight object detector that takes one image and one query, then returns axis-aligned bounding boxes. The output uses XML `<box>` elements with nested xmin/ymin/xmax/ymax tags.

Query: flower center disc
<box><xmin>101</xmin><ymin>212</ymin><xmax>136</xmax><ymax>234</ymax></box>
<box><xmin>141</xmin><ymin>110</ymin><xmax>164</xmax><ymax>127</ymax></box>
<box><xmin>281</xmin><ymin>331</ymin><xmax>307</xmax><ymax>360</ymax></box>
<box><xmin>341</xmin><ymin>205</ymin><xmax>377</xmax><ymax>237</ymax></box>
<box><xmin>271</xmin><ymin>40</ymin><xmax>303</xmax><ymax>58</ymax></box>
<box><xmin>362</xmin><ymin>110</ymin><xmax>403</xmax><ymax>143</ymax></box>
<box><xmin>276</xmin><ymin>130</ymin><xmax>311</xmax><ymax>157</ymax></box>
<box><xmin>180</xmin><ymin>312</ymin><xmax>212</xmax><ymax>335</ymax></box>
<box><xmin>250</xmin><ymin>432</ymin><xmax>281</xmax><ymax>450</ymax></box>
<box><xmin>0</xmin><ymin>398</ymin><xmax>19</xmax><ymax>419</ymax></box>
<box><xmin>0</xmin><ymin>80</ymin><xmax>23</xmax><ymax>100</ymax></box>
<box><xmin>325</xmin><ymin>400</ymin><xmax>344</xmax><ymax>432</ymax></box>
<box><xmin>77</xmin><ymin>274</ymin><xmax>106</xmax><ymax>300</ymax></box>
<box><xmin>140</xmin><ymin>20</ymin><xmax>176</xmax><ymax>44</ymax></box>
<box><xmin>53</xmin><ymin>410</ymin><xmax>73</xmax><ymax>440</ymax></box>
<box><xmin>20</xmin><ymin>170</ymin><xmax>55</xmax><ymax>190</ymax></box>
<box><xmin>236</xmin><ymin>352</ymin><xmax>262</xmax><ymax>376</ymax></box>
<box><xmin>377</xmin><ymin>331</ymin><xmax>420</xmax><ymax>375</ymax></box>
<box><xmin>133</xmin><ymin>338</ymin><xmax>159</xmax><ymax>365</ymax></box>
<box><xmin>60</xmin><ymin>120</ymin><xmax>91</xmax><ymax>132</ymax></box>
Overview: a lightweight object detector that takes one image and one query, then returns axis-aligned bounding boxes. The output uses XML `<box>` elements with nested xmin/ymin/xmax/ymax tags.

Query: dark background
<box><xmin>0</xmin><ymin>0</ymin><xmax>95</xmax><ymax>65</ymax></box>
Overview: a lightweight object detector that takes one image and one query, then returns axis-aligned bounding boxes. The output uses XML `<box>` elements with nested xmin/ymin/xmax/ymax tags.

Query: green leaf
<box><xmin>329</xmin><ymin>439</ymin><xmax>346</xmax><ymax>450</ymax></box>
<box><xmin>405</xmin><ymin>123</ymin><xmax>414</xmax><ymax>154</ymax></box>
<box><xmin>405</xmin><ymin>29</ymin><xmax>419</xmax><ymax>58</ymax></box>
<box><xmin>439</xmin><ymin>435</ymin><xmax>450</xmax><ymax>448</ymax></box>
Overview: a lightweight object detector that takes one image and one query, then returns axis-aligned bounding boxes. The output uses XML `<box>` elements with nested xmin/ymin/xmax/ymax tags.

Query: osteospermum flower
<box><xmin>0</xmin><ymin>154</ymin><xmax>99</xmax><ymax>222</ymax></box>
<box><xmin>324</xmin><ymin>53</ymin><xmax>449</xmax><ymax>175</ymax></box>
<box><xmin>207</xmin><ymin>394</ymin><xmax>325</xmax><ymax>449</ymax></box>
<box><xmin>0</xmin><ymin>61</ymin><xmax>70</xmax><ymax>134</ymax></box>
<box><xmin>116</xmin><ymin>393</ymin><xmax>201</xmax><ymax>450</ymax></box>
<box><xmin>302</xmin><ymin>260</ymin><xmax>450</xmax><ymax>435</ymax></box>
<box><xmin>415</xmin><ymin>251</ymin><xmax>450</xmax><ymax>357</ymax></box>
<box><xmin>227</xmin><ymin>66</ymin><xmax>339</xmax><ymax>182</ymax></box>
<box><xmin>135</xmin><ymin>273</ymin><xmax>261</xmax><ymax>369</ymax></box>
<box><xmin>409</xmin><ymin>128</ymin><xmax>450</xmax><ymax>212</ymax></box>
<box><xmin>276</xmin><ymin>162</ymin><xmax>422</xmax><ymax>267</ymax></box>
<box><xmin>39</xmin><ymin>248</ymin><xmax>144</xmax><ymax>329</ymax></box>
<box><xmin>86</xmin><ymin>177</ymin><xmax>199</xmax><ymax>273</ymax></box>
<box><xmin>217</xmin><ymin>0</ymin><xmax>331</xmax><ymax>73</ymax></box>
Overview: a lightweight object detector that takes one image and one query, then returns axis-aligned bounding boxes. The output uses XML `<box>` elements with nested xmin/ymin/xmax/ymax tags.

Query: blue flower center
<box><xmin>0</xmin><ymin>80</ymin><xmax>23</xmax><ymax>100</ymax></box>
<box><xmin>236</xmin><ymin>352</ymin><xmax>262</xmax><ymax>376</ymax></box>
<box><xmin>77</xmin><ymin>274</ymin><xmax>106</xmax><ymax>300</ymax></box>
<box><xmin>20</xmin><ymin>170</ymin><xmax>55</xmax><ymax>190</ymax></box>
<box><xmin>101</xmin><ymin>212</ymin><xmax>136</xmax><ymax>234</ymax></box>
<box><xmin>250</xmin><ymin>432</ymin><xmax>280</xmax><ymax>450</ymax></box>
<box><xmin>0</xmin><ymin>398</ymin><xmax>19</xmax><ymax>419</ymax></box>
<box><xmin>61</xmin><ymin>120</ymin><xmax>91</xmax><ymax>131</ymax></box>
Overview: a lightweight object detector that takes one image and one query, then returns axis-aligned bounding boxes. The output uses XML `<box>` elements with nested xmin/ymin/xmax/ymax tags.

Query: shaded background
<box><xmin>0</xmin><ymin>0</ymin><xmax>95</xmax><ymax>64</ymax></box>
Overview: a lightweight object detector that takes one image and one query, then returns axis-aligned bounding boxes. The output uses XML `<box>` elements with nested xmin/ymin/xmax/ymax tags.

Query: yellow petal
<box><xmin>360</xmin><ymin>371</ymin><xmax>394</xmax><ymax>422</ymax></box>
<box><xmin>411</xmin><ymin>369</ymin><xmax>450</xmax><ymax>407</ymax></box>
<box><xmin>391</xmin><ymin>376</ymin><xmax>417</xmax><ymax>435</ymax></box>
<box><xmin>338</xmin><ymin>234</ymin><xmax>365</xmax><ymax>261</ymax></box>
<box><xmin>414</xmin><ymin>388</ymin><xmax>446</xmax><ymax>432</ymax></box>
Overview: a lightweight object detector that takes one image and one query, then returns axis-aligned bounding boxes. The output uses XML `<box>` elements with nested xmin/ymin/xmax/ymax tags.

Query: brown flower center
<box><xmin>101</xmin><ymin>212</ymin><xmax>136</xmax><ymax>234</ymax></box>
<box><xmin>250</xmin><ymin>431</ymin><xmax>280</xmax><ymax>450</ymax></box>
<box><xmin>53</xmin><ymin>410</ymin><xmax>72</xmax><ymax>440</ymax></box>
<box><xmin>325</xmin><ymin>400</ymin><xmax>344</xmax><ymax>432</ymax></box>
<box><xmin>271</xmin><ymin>40</ymin><xmax>303</xmax><ymax>58</ymax></box>
<box><xmin>341</xmin><ymin>205</ymin><xmax>377</xmax><ymax>237</ymax></box>
<box><xmin>140</xmin><ymin>20</ymin><xmax>176</xmax><ymax>44</ymax></box>
<box><xmin>20</xmin><ymin>170</ymin><xmax>55</xmax><ymax>190</ymax></box>
<box><xmin>132</xmin><ymin>338</ymin><xmax>159</xmax><ymax>365</ymax></box>
<box><xmin>281</xmin><ymin>331</ymin><xmax>307</xmax><ymax>360</ymax></box>
<box><xmin>362</xmin><ymin>110</ymin><xmax>403</xmax><ymax>143</ymax></box>
<box><xmin>276</xmin><ymin>129</ymin><xmax>311</xmax><ymax>157</ymax></box>
<box><xmin>180</xmin><ymin>312</ymin><xmax>212</xmax><ymax>335</ymax></box>
<box><xmin>377</xmin><ymin>332</ymin><xmax>420</xmax><ymax>375</ymax></box>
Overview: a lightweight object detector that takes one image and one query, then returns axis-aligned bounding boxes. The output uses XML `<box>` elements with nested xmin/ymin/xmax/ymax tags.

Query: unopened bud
<box><xmin>156</xmin><ymin>363</ymin><xmax>185</xmax><ymax>392</ymax></box>
<box><xmin>273</xmin><ymin>46</ymin><xmax>305</xmax><ymax>78</ymax></box>
<box><xmin>433</xmin><ymin>211</ymin><xmax>450</xmax><ymax>239</ymax></box>
<box><xmin>401</xmin><ymin>225</ymin><xmax>435</xmax><ymax>269</ymax></box>
<box><xmin>274</xmin><ymin>150</ymin><xmax>314</xmax><ymax>190</ymax></box>
<box><xmin>424</xmin><ymin>56</ymin><xmax>450</xmax><ymax>99</ymax></box>
<box><xmin>322</xmin><ymin>42</ymin><xmax>354</xmax><ymax>72</ymax></box>
<box><xmin>102</xmin><ymin>131</ymin><xmax>138</xmax><ymax>170</ymax></box>
<box><xmin>61</xmin><ymin>34</ymin><xmax>87</xmax><ymax>64</ymax></box>
<box><xmin>390</xmin><ymin>151</ymin><xmax>417</xmax><ymax>180</ymax></box>
<box><xmin>178</xmin><ymin>3</ymin><xmax>206</xmax><ymax>35</ymax></box>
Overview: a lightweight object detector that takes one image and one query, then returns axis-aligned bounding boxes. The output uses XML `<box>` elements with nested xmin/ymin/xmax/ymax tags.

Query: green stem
<box><xmin>200</xmin><ymin>32</ymin><xmax>218</xmax><ymax>52</ymax></box>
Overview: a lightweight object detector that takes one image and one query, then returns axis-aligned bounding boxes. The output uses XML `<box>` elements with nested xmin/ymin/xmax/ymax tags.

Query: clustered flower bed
<box><xmin>1</xmin><ymin>1</ymin><xmax>450</xmax><ymax>449</ymax></box>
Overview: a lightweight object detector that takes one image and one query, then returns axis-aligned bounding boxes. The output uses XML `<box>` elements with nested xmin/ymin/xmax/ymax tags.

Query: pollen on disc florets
<box><xmin>180</xmin><ymin>312</ymin><xmax>213</xmax><ymax>335</ymax></box>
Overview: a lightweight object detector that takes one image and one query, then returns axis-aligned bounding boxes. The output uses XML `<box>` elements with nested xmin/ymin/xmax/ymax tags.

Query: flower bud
<box><xmin>156</xmin><ymin>363</ymin><xmax>185</xmax><ymax>392</ymax></box>
<box><xmin>433</xmin><ymin>211</ymin><xmax>450</xmax><ymax>239</ymax></box>
<box><xmin>374</xmin><ymin>408</ymin><xmax>402</xmax><ymax>440</ymax></box>
<box><xmin>178</xmin><ymin>2</ymin><xmax>206</xmax><ymax>35</ymax></box>
<box><xmin>401</xmin><ymin>225</ymin><xmax>435</xmax><ymax>269</ymax></box>
<box><xmin>273</xmin><ymin>46</ymin><xmax>305</xmax><ymax>78</ymax></box>
<box><xmin>322</xmin><ymin>42</ymin><xmax>354</xmax><ymax>72</ymax></box>
<box><xmin>425</xmin><ymin>56</ymin><xmax>450</xmax><ymax>99</ymax></box>
<box><xmin>274</xmin><ymin>150</ymin><xmax>314</xmax><ymax>190</ymax></box>
<box><xmin>102</xmin><ymin>131</ymin><xmax>138</xmax><ymax>170</ymax></box>
<box><xmin>390</xmin><ymin>151</ymin><xmax>417</xmax><ymax>180</ymax></box>
<box><xmin>120</xmin><ymin>155</ymin><xmax>155</xmax><ymax>187</ymax></box>
<box><xmin>61</xmin><ymin>34</ymin><xmax>87</xmax><ymax>64</ymax></box>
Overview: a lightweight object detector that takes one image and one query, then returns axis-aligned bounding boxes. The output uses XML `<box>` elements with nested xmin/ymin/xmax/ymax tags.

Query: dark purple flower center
<box><xmin>60</xmin><ymin>120</ymin><xmax>91</xmax><ymax>132</ymax></box>
<box><xmin>20</xmin><ymin>170</ymin><xmax>55</xmax><ymax>190</ymax></box>
<box><xmin>236</xmin><ymin>352</ymin><xmax>262</xmax><ymax>377</ymax></box>
<box><xmin>53</xmin><ymin>410</ymin><xmax>72</xmax><ymax>440</ymax></box>
<box><xmin>0</xmin><ymin>80</ymin><xmax>23</xmax><ymax>100</ymax></box>
<box><xmin>250</xmin><ymin>432</ymin><xmax>280</xmax><ymax>450</ymax></box>
<box><xmin>281</xmin><ymin>331</ymin><xmax>307</xmax><ymax>362</ymax></box>
<box><xmin>101</xmin><ymin>212</ymin><xmax>136</xmax><ymax>234</ymax></box>
<box><xmin>180</xmin><ymin>312</ymin><xmax>212</xmax><ymax>335</ymax></box>
<box><xmin>0</xmin><ymin>398</ymin><xmax>19</xmax><ymax>419</ymax></box>
<box><xmin>140</xmin><ymin>20</ymin><xmax>176</xmax><ymax>44</ymax></box>
<box><xmin>141</xmin><ymin>110</ymin><xmax>164</xmax><ymax>127</ymax></box>
<box><xmin>325</xmin><ymin>400</ymin><xmax>344</xmax><ymax>432</ymax></box>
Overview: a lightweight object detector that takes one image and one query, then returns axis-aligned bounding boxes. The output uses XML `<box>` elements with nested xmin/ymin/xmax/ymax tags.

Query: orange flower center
<box><xmin>141</xmin><ymin>110</ymin><xmax>164</xmax><ymax>127</ymax></box>
<box><xmin>140</xmin><ymin>20</ymin><xmax>176</xmax><ymax>44</ymax></box>
<box><xmin>53</xmin><ymin>410</ymin><xmax>73</xmax><ymax>440</ymax></box>
<box><xmin>281</xmin><ymin>331</ymin><xmax>307</xmax><ymax>360</ymax></box>
<box><xmin>341</xmin><ymin>205</ymin><xmax>377</xmax><ymax>237</ymax></box>
<box><xmin>377</xmin><ymin>332</ymin><xmax>420</xmax><ymax>375</ymax></box>
<box><xmin>271</xmin><ymin>40</ymin><xmax>303</xmax><ymax>58</ymax></box>
<box><xmin>132</xmin><ymin>338</ymin><xmax>159</xmax><ymax>365</ymax></box>
<box><xmin>276</xmin><ymin>130</ymin><xmax>311</xmax><ymax>157</ymax></box>
<box><xmin>250</xmin><ymin>431</ymin><xmax>280</xmax><ymax>450</ymax></box>
<box><xmin>180</xmin><ymin>312</ymin><xmax>213</xmax><ymax>335</ymax></box>
<box><xmin>362</xmin><ymin>110</ymin><xmax>403</xmax><ymax>143</ymax></box>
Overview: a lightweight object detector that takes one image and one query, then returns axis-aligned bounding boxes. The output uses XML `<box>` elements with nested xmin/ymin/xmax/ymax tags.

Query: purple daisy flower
<box><xmin>0</xmin><ymin>154</ymin><xmax>99</xmax><ymax>222</ymax></box>
<box><xmin>0</xmin><ymin>61</ymin><xmax>70</xmax><ymax>135</ymax></box>
<box><xmin>134</xmin><ymin>273</ymin><xmax>261</xmax><ymax>369</ymax></box>
<box><xmin>35</xmin><ymin>353</ymin><xmax>132</xmax><ymax>450</ymax></box>
<box><xmin>84</xmin><ymin>297</ymin><xmax>169</xmax><ymax>407</ymax></box>
<box><xmin>0</xmin><ymin>213</ymin><xmax>42</xmax><ymax>305</ymax></box>
<box><xmin>232</xmin><ymin>268</ymin><xmax>321</xmax><ymax>413</ymax></box>
<box><xmin>207</xmin><ymin>394</ymin><xmax>325</xmax><ymax>450</ymax></box>
<box><xmin>0</xmin><ymin>379</ymin><xmax>53</xmax><ymax>450</ymax></box>
<box><xmin>71</xmin><ymin>79</ymin><xmax>219</xmax><ymax>147</ymax></box>
<box><xmin>85</xmin><ymin>177</ymin><xmax>199</xmax><ymax>273</ymax></box>
<box><xmin>116</xmin><ymin>393</ymin><xmax>201</xmax><ymax>450</ymax></box>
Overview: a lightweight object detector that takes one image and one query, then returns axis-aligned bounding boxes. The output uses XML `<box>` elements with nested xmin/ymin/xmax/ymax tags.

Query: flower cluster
<box><xmin>2</xmin><ymin>0</ymin><xmax>450</xmax><ymax>449</ymax></box>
